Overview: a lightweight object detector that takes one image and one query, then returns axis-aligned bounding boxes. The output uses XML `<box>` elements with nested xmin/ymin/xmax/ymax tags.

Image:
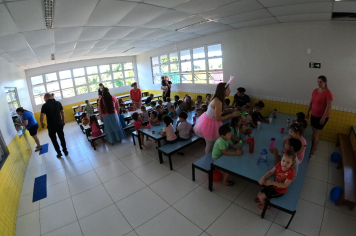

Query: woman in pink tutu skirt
<box><xmin>194</xmin><ymin>82</ymin><xmax>240</xmax><ymax>154</ymax></box>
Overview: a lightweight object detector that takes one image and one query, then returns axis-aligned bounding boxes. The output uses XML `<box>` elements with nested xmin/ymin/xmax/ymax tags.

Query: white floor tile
<box><xmin>15</xmin><ymin>210</ymin><xmax>40</xmax><ymax>236</ymax></box>
<box><xmin>116</xmin><ymin>187</ymin><xmax>169</xmax><ymax>228</ymax></box>
<box><xmin>79</xmin><ymin>205</ymin><xmax>132</xmax><ymax>236</ymax></box>
<box><xmin>41</xmin><ymin>159</ymin><xmax>66</xmax><ymax>175</ymax></box>
<box><xmin>325</xmin><ymin>183</ymin><xmax>356</xmax><ymax>217</ymax></box>
<box><xmin>234</xmin><ymin>183</ymin><xmax>279</xmax><ymax>221</ymax></box>
<box><xmin>132</xmin><ymin>161</ymin><xmax>172</xmax><ymax>185</ymax></box>
<box><xmin>42</xmin><ymin>221</ymin><xmax>83</xmax><ymax>236</ymax></box>
<box><xmin>104</xmin><ymin>172</ymin><xmax>146</xmax><ymax>202</ymax></box>
<box><xmin>27</xmin><ymin>156</ymin><xmax>43</xmax><ymax>169</ymax></box>
<box><xmin>316</xmin><ymin>140</ymin><xmax>329</xmax><ymax>152</ymax></box>
<box><xmin>300</xmin><ymin>176</ymin><xmax>327</xmax><ymax>206</ymax></box>
<box><xmin>125</xmin><ymin>231</ymin><xmax>138</xmax><ymax>236</ymax></box>
<box><xmin>72</xmin><ymin>185</ymin><xmax>113</xmax><ymax>219</ymax></box>
<box><xmin>64</xmin><ymin>159</ymin><xmax>93</xmax><ymax>179</ymax></box>
<box><xmin>319</xmin><ymin>208</ymin><xmax>356</xmax><ymax>236</ymax></box>
<box><xmin>67</xmin><ymin>170</ymin><xmax>101</xmax><ymax>196</ymax></box>
<box><xmin>46</xmin><ymin>169</ymin><xmax>67</xmax><ymax>187</ymax></box>
<box><xmin>88</xmin><ymin>152</ymin><xmax>118</xmax><ymax>168</ymax></box>
<box><xmin>24</xmin><ymin>165</ymin><xmax>42</xmax><ymax>181</ymax></box>
<box><xmin>200</xmin><ymin>233</ymin><xmax>211</xmax><ymax>236</ymax></box>
<box><xmin>206</xmin><ymin>204</ymin><xmax>271</xmax><ymax>236</ymax></box>
<box><xmin>60</xmin><ymin>151</ymin><xmax>89</xmax><ymax>166</ymax></box>
<box><xmin>265</xmin><ymin>223</ymin><xmax>303</xmax><ymax>236</ymax></box>
<box><xmin>20</xmin><ymin>179</ymin><xmax>34</xmax><ymax>197</ymax></box>
<box><xmin>328</xmin><ymin>165</ymin><xmax>344</xmax><ymax>186</ymax></box>
<box><xmin>112</xmin><ymin>145</ymin><xmax>140</xmax><ymax>159</ymax></box>
<box><xmin>161</xmin><ymin>153</ymin><xmax>197</xmax><ymax>170</ymax></box>
<box><xmin>120</xmin><ymin>152</ymin><xmax>155</xmax><ymax>170</ymax></box>
<box><xmin>202</xmin><ymin>176</ymin><xmax>249</xmax><ymax>202</ymax></box>
<box><xmin>177</xmin><ymin>159</ymin><xmax>208</xmax><ymax>185</ymax></box>
<box><xmin>17</xmin><ymin>193</ymin><xmax>40</xmax><ymax>217</ymax></box>
<box><xmin>274</xmin><ymin>199</ymin><xmax>324</xmax><ymax>236</ymax></box>
<box><xmin>40</xmin><ymin>181</ymin><xmax>71</xmax><ymax>208</ymax></box>
<box><xmin>94</xmin><ymin>159</ymin><xmax>130</xmax><ymax>183</ymax></box>
<box><xmin>40</xmin><ymin>198</ymin><xmax>77</xmax><ymax>235</ymax></box>
<box><xmin>135</xmin><ymin>207</ymin><xmax>202</xmax><ymax>236</ymax></box>
<box><xmin>306</xmin><ymin>161</ymin><xmax>328</xmax><ymax>182</ymax></box>
<box><xmin>150</xmin><ymin>172</ymin><xmax>199</xmax><ymax>205</ymax></box>
<box><xmin>310</xmin><ymin>149</ymin><xmax>329</xmax><ymax>165</ymax></box>
<box><xmin>173</xmin><ymin>186</ymin><xmax>231</xmax><ymax>230</ymax></box>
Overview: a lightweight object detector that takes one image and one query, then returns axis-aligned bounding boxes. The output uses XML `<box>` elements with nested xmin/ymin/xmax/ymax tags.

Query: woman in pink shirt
<box><xmin>130</xmin><ymin>82</ymin><xmax>142</xmax><ymax>110</ymax></box>
<box><xmin>99</xmin><ymin>88</ymin><xmax>126</xmax><ymax>145</ymax></box>
<box><xmin>306</xmin><ymin>76</ymin><xmax>333</xmax><ymax>156</ymax></box>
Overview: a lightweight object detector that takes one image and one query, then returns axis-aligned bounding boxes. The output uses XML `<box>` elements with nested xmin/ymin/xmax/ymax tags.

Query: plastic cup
<box><xmin>281</xmin><ymin>127</ymin><xmax>285</xmax><ymax>134</ymax></box>
<box><xmin>193</xmin><ymin>116</ymin><xmax>196</xmax><ymax>121</ymax></box>
<box><xmin>147</xmin><ymin>124</ymin><xmax>151</xmax><ymax>129</ymax></box>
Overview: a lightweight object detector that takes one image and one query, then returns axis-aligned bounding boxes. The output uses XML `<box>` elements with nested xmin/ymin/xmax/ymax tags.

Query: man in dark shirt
<box><xmin>40</xmin><ymin>93</ymin><xmax>68</xmax><ymax>158</ymax></box>
<box><xmin>232</xmin><ymin>87</ymin><xmax>250</xmax><ymax>109</ymax></box>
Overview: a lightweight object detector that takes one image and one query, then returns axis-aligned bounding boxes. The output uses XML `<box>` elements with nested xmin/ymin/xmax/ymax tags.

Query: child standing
<box><xmin>195</xmin><ymin>95</ymin><xmax>204</xmax><ymax>109</ymax></box>
<box><xmin>149</xmin><ymin>111</ymin><xmax>160</xmax><ymax>126</ymax></box>
<box><xmin>132</xmin><ymin>112</ymin><xmax>148</xmax><ymax>149</ymax></box>
<box><xmin>212</xmin><ymin>126</ymin><xmax>243</xmax><ymax>186</ymax></box>
<box><xmin>257</xmin><ymin>149</ymin><xmax>296</xmax><ymax>210</ymax></box>
<box><xmin>173</xmin><ymin>95</ymin><xmax>179</xmax><ymax>107</ymax></box>
<box><xmin>161</xmin><ymin>76</ymin><xmax>168</xmax><ymax>97</ymax></box>
<box><xmin>140</xmin><ymin>106</ymin><xmax>149</xmax><ymax>122</ymax></box>
<box><xmin>90</xmin><ymin>115</ymin><xmax>105</xmax><ymax>145</ymax></box>
<box><xmin>83</xmin><ymin>100</ymin><xmax>94</xmax><ymax>115</ymax></box>
<box><xmin>229</xmin><ymin>116</ymin><xmax>243</xmax><ymax>144</ymax></box>
<box><xmin>205</xmin><ymin>94</ymin><xmax>212</xmax><ymax>106</ymax></box>
<box><xmin>166</xmin><ymin>97</ymin><xmax>172</xmax><ymax>108</ymax></box>
<box><xmin>119</xmin><ymin>108</ymin><xmax>126</xmax><ymax>128</ymax></box>
<box><xmin>168</xmin><ymin>105</ymin><xmax>178</xmax><ymax>119</ymax></box>
<box><xmin>176</xmin><ymin>111</ymin><xmax>193</xmax><ymax>140</ymax></box>
<box><xmin>252</xmin><ymin>101</ymin><xmax>269</xmax><ymax>126</ymax></box>
<box><xmin>159</xmin><ymin>115</ymin><xmax>177</xmax><ymax>144</ymax></box>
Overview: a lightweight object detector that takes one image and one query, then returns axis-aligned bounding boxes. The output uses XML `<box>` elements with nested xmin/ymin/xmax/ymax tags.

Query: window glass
<box><xmin>99</xmin><ymin>65</ymin><xmax>110</xmax><ymax>73</ymax></box>
<box><xmin>103</xmin><ymin>82</ymin><xmax>113</xmax><ymax>89</ymax></box>
<box><xmin>112</xmin><ymin>64</ymin><xmax>122</xmax><ymax>71</ymax></box>
<box><xmin>74</xmin><ymin>77</ymin><xmax>86</xmax><ymax>86</ymax></box>
<box><xmin>45</xmin><ymin>72</ymin><xmax>57</xmax><ymax>82</ymax></box>
<box><xmin>169</xmin><ymin>52</ymin><xmax>178</xmax><ymax>62</ymax></box>
<box><xmin>193</xmin><ymin>47</ymin><xmax>205</xmax><ymax>59</ymax></box>
<box><xmin>124</xmin><ymin>70</ymin><xmax>134</xmax><ymax>78</ymax></box>
<box><xmin>89</xmin><ymin>84</ymin><xmax>99</xmax><ymax>92</ymax></box>
<box><xmin>209</xmin><ymin>58</ymin><xmax>223</xmax><ymax>70</ymax></box>
<box><xmin>194</xmin><ymin>73</ymin><xmax>207</xmax><ymax>84</ymax></box>
<box><xmin>59</xmin><ymin>70</ymin><xmax>71</xmax><ymax>79</ymax></box>
<box><xmin>180</xmin><ymin>50</ymin><xmax>190</xmax><ymax>61</ymax></box>
<box><xmin>46</xmin><ymin>81</ymin><xmax>60</xmax><ymax>92</ymax></box>
<box><xmin>125</xmin><ymin>78</ymin><xmax>135</xmax><ymax>86</ymax></box>
<box><xmin>170</xmin><ymin>73</ymin><xmax>180</xmax><ymax>84</ymax></box>
<box><xmin>193</xmin><ymin>60</ymin><xmax>206</xmax><ymax>71</ymax></box>
<box><xmin>113</xmin><ymin>72</ymin><xmax>124</xmax><ymax>79</ymax></box>
<box><xmin>88</xmin><ymin>75</ymin><xmax>99</xmax><ymax>83</ymax></box>
<box><xmin>86</xmin><ymin>66</ymin><xmax>98</xmax><ymax>75</ymax></box>
<box><xmin>161</xmin><ymin>65</ymin><xmax>169</xmax><ymax>74</ymax></box>
<box><xmin>152</xmin><ymin>57</ymin><xmax>159</xmax><ymax>65</ymax></box>
<box><xmin>160</xmin><ymin>55</ymin><xmax>168</xmax><ymax>64</ymax></box>
<box><xmin>208</xmin><ymin>44</ymin><xmax>222</xmax><ymax>57</ymax></box>
<box><xmin>62</xmin><ymin>88</ymin><xmax>75</xmax><ymax>98</ymax></box>
<box><xmin>76</xmin><ymin>86</ymin><xmax>88</xmax><ymax>95</ymax></box>
<box><xmin>114</xmin><ymin>80</ymin><xmax>124</xmax><ymax>87</ymax></box>
<box><xmin>33</xmin><ymin>85</ymin><xmax>46</xmax><ymax>95</ymax></box>
<box><xmin>73</xmin><ymin>68</ymin><xmax>85</xmax><ymax>77</ymax></box>
<box><xmin>60</xmin><ymin>79</ymin><xmax>73</xmax><ymax>89</ymax></box>
<box><xmin>124</xmin><ymin>62</ymin><xmax>133</xmax><ymax>70</ymax></box>
<box><xmin>34</xmin><ymin>95</ymin><xmax>45</xmax><ymax>105</ymax></box>
<box><xmin>52</xmin><ymin>91</ymin><xmax>62</xmax><ymax>100</ymax></box>
<box><xmin>209</xmin><ymin>72</ymin><xmax>223</xmax><ymax>84</ymax></box>
<box><xmin>101</xmin><ymin>73</ymin><xmax>112</xmax><ymax>81</ymax></box>
<box><xmin>181</xmin><ymin>61</ymin><xmax>191</xmax><ymax>71</ymax></box>
<box><xmin>170</xmin><ymin>63</ymin><xmax>179</xmax><ymax>73</ymax></box>
<box><xmin>181</xmin><ymin>73</ymin><xmax>193</xmax><ymax>83</ymax></box>
<box><xmin>152</xmin><ymin>66</ymin><xmax>160</xmax><ymax>75</ymax></box>
<box><xmin>31</xmin><ymin>75</ymin><xmax>43</xmax><ymax>85</ymax></box>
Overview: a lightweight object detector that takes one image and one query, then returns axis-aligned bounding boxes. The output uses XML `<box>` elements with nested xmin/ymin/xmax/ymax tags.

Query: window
<box><xmin>151</xmin><ymin>44</ymin><xmax>222</xmax><ymax>84</ymax></box>
<box><xmin>5</xmin><ymin>87</ymin><xmax>20</xmax><ymax>114</ymax></box>
<box><xmin>29</xmin><ymin>62</ymin><xmax>135</xmax><ymax>105</ymax></box>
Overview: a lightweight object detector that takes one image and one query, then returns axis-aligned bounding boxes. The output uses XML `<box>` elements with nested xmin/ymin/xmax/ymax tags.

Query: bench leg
<box><xmin>348</xmin><ymin>203</ymin><xmax>355</xmax><ymax>211</ymax></box>
<box><xmin>132</xmin><ymin>133</ymin><xmax>136</xmax><ymax>145</ymax></box>
<box><xmin>209</xmin><ymin>165</ymin><xmax>214</xmax><ymax>191</ymax></box>
<box><xmin>192</xmin><ymin>164</ymin><xmax>196</xmax><ymax>181</ymax></box>
<box><xmin>158</xmin><ymin>151</ymin><xmax>163</xmax><ymax>164</ymax></box>
<box><xmin>286</xmin><ymin>211</ymin><xmax>296</xmax><ymax>229</ymax></box>
<box><xmin>91</xmin><ymin>141</ymin><xmax>96</xmax><ymax>150</ymax></box>
<box><xmin>137</xmin><ymin>131</ymin><xmax>143</xmax><ymax>149</ymax></box>
<box><xmin>168</xmin><ymin>155</ymin><xmax>173</xmax><ymax>170</ymax></box>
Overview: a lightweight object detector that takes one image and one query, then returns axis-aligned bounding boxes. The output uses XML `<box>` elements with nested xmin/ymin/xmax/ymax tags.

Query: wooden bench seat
<box><xmin>158</xmin><ymin>134</ymin><xmax>202</xmax><ymax>170</ymax></box>
<box><xmin>192</xmin><ymin>153</ymin><xmax>213</xmax><ymax>181</ymax></box>
<box><xmin>88</xmin><ymin>133</ymin><xmax>106</xmax><ymax>150</ymax></box>
<box><xmin>336</xmin><ymin>133</ymin><xmax>356</xmax><ymax>210</ymax></box>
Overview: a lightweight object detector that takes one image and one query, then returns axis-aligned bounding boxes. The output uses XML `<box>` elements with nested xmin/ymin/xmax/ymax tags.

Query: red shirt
<box><xmin>130</xmin><ymin>89</ymin><xmax>141</xmax><ymax>102</ymax></box>
<box><xmin>134</xmin><ymin>120</ymin><xmax>142</xmax><ymax>131</ymax></box>
<box><xmin>273</xmin><ymin>162</ymin><xmax>295</xmax><ymax>194</ymax></box>
<box><xmin>311</xmin><ymin>89</ymin><xmax>333</xmax><ymax>117</ymax></box>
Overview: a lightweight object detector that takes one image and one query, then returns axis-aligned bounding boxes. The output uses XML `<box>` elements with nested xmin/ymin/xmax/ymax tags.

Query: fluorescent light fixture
<box><xmin>123</xmin><ymin>47</ymin><xmax>135</xmax><ymax>53</ymax></box>
<box><xmin>175</xmin><ymin>20</ymin><xmax>212</xmax><ymax>32</ymax></box>
<box><xmin>44</xmin><ymin>0</ymin><xmax>54</xmax><ymax>29</ymax></box>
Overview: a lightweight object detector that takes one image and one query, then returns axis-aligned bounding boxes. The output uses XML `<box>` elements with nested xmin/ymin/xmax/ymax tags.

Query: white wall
<box><xmin>137</xmin><ymin>21</ymin><xmax>356</xmax><ymax>110</ymax></box>
<box><xmin>25</xmin><ymin>56</ymin><xmax>137</xmax><ymax>113</ymax></box>
<box><xmin>0</xmin><ymin>57</ymin><xmax>32</xmax><ymax>144</ymax></box>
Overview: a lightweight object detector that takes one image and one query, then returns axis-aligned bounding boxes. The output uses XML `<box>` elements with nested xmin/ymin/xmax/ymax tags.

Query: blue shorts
<box><xmin>28</xmin><ymin>123</ymin><xmax>39</xmax><ymax>136</ymax></box>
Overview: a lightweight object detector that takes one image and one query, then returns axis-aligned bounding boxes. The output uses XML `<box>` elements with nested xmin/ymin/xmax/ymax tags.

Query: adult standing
<box><xmin>40</xmin><ymin>93</ymin><xmax>68</xmax><ymax>158</ymax></box>
<box><xmin>306</xmin><ymin>75</ymin><xmax>333</xmax><ymax>157</ymax></box>
<box><xmin>130</xmin><ymin>82</ymin><xmax>142</xmax><ymax>110</ymax></box>
<box><xmin>194</xmin><ymin>82</ymin><xmax>239</xmax><ymax>154</ymax></box>
<box><xmin>163</xmin><ymin>76</ymin><xmax>172</xmax><ymax>102</ymax></box>
<box><xmin>232</xmin><ymin>87</ymin><xmax>250</xmax><ymax>109</ymax></box>
<box><xmin>99</xmin><ymin>88</ymin><xmax>126</xmax><ymax>145</ymax></box>
<box><xmin>98</xmin><ymin>83</ymin><xmax>104</xmax><ymax>97</ymax></box>
<box><xmin>16</xmin><ymin>107</ymin><xmax>41</xmax><ymax>152</ymax></box>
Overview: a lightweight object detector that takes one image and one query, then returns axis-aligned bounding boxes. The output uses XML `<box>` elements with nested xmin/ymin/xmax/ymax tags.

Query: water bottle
<box><xmin>286</xmin><ymin>118</ymin><xmax>290</xmax><ymax>127</ymax></box>
<box><xmin>237</xmin><ymin>140</ymin><xmax>243</xmax><ymax>150</ymax></box>
<box><xmin>269</xmin><ymin>115</ymin><xmax>272</xmax><ymax>123</ymax></box>
<box><xmin>273</xmin><ymin>109</ymin><xmax>277</xmax><ymax>118</ymax></box>
<box><xmin>257</xmin><ymin>121</ymin><xmax>261</xmax><ymax>130</ymax></box>
<box><xmin>270</xmin><ymin>137</ymin><xmax>275</xmax><ymax>148</ymax></box>
<box><xmin>249</xmin><ymin>141</ymin><xmax>255</xmax><ymax>153</ymax></box>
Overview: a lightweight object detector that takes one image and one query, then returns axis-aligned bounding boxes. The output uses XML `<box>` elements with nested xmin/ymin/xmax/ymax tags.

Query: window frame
<box><xmin>5</xmin><ymin>87</ymin><xmax>20</xmax><ymax>114</ymax></box>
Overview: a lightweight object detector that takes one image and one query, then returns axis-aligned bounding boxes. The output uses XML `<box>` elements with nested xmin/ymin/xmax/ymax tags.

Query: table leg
<box><xmin>132</xmin><ymin>133</ymin><xmax>136</xmax><ymax>145</ymax></box>
<box><xmin>137</xmin><ymin>131</ymin><xmax>143</xmax><ymax>149</ymax></box>
<box><xmin>158</xmin><ymin>139</ymin><xmax>161</xmax><ymax>147</ymax></box>
<box><xmin>158</xmin><ymin>151</ymin><xmax>163</xmax><ymax>164</ymax></box>
<box><xmin>192</xmin><ymin>164</ymin><xmax>195</xmax><ymax>181</ymax></box>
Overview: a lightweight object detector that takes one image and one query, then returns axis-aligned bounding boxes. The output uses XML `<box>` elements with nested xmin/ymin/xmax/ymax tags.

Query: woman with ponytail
<box><xmin>16</xmin><ymin>107</ymin><xmax>42</xmax><ymax>151</ymax></box>
<box><xmin>99</xmin><ymin>88</ymin><xmax>126</xmax><ymax>145</ymax></box>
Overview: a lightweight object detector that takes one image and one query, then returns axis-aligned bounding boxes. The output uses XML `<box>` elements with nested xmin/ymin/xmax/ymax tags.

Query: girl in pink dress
<box><xmin>89</xmin><ymin>115</ymin><xmax>105</xmax><ymax>145</ymax></box>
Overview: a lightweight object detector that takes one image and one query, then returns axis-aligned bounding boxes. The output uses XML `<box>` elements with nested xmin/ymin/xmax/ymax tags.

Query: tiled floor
<box><xmin>15</xmin><ymin>122</ymin><xmax>356</xmax><ymax>236</ymax></box>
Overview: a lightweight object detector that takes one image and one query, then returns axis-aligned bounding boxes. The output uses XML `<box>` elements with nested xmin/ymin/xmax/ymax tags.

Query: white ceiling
<box><xmin>0</xmin><ymin>0</ymin><xmax>354</xmax><ymax>69</ymax></box>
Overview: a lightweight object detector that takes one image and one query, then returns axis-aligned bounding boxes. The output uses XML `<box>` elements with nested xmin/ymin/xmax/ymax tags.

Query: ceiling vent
<box><xmin>332</xmin><ymin>12</ymin><xmax>356</xmax><ymax>21</ymax></box>
<box><xmin>44</xmin><ymin>0</ymin><xmax>54</xmax><ymax>29</ymax></box>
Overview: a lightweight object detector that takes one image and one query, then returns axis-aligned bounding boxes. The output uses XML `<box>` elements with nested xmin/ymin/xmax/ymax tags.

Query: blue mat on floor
<box><xmin>39</xmin><ymin>143</ymin><xmax>48</xmax><ymax>155</ymax></box>
<box><xmin>33</xmin><ymin>174</ymin><xmax>47</xmax><ymax>202</ymax></box>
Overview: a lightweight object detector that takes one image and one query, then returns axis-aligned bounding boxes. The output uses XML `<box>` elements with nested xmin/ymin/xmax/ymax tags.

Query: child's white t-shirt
<box><xmin>163</xmin><ymin>124</ymin><xmax>177</xmax><ymax>141</ymax></box>
<box><xmin>177</xmin><ymin>121</ymin><xmax>192</xmax><ymax>139</ymax></box>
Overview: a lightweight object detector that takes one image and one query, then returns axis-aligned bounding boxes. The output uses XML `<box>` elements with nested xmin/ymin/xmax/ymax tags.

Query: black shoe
<box><xmin>64</xmin><ymin>151</ymin><xmax>69</xmax><ymax>156</ymax></box>
<box><xmin>57</xmin><ymin>153</ymin><xmax>62</xmax><ymax>158</ymax></box>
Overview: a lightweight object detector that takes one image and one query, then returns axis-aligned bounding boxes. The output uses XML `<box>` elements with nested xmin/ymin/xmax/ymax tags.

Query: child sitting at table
<box><xmin>229</xmin><ymin>116</ymin><xmax>243</xmax><ymax>144</ymax></box>
<box><xmin>140</xmin><ymin>106</ymin><xmax>149</xmax><ymax>122</ymax></box>
<box><xmin>173</xmin><ymin>95</ymin><xmax>179</xmax><ymax>107</ymax></box>
<box><xmin>212</xmin><ymin>126</ymin><xmax>243</xmax><ymax>186</ymax></box>
<box><xmin>158</xmin><ymin>115</ymin><xmax>177</xmax><ymax>144</ymax></box>
<box><xmin>201</xmin><ymin>104</ymin><xmax>207</xmax><ymax>112</ymax></box>
<box><xmin>90</xmin><ymin>115</ymin><xmax>105</xmax><ymax>145</ymax></box>
<box><xmin>119</xmin><ymin>108</ymin><xmax>126</xmax><ymax>129</ymax></box>
<box><xmin>150</xmin><ymin>101</ymin><xmax>157</xmax><ymax>110</ymax></box>
<box><xmin>283</xmin><ymin>123</ymin><xmax>306</xmax><ymax>173</ymax></box>
<box><xmin>149</xmin><ymin>111</ymin><xmax>160</xmax><ymax>126</ymax></box>
<box><xmin>176</xmin><ymin>100</ymin><xmax>185</xmax><ymax>115</ymax></box>
<box><xmin>156</xmin><ymin>105</ymin><xmax>167</xmax><ymax>121</ymax></box>
<box><xmin>205</xmin><ymin>93</ymin><xmax>212</xmax><ymax>106</ymax></box>
<box><xmin>118</xmin><ymin>98</ymin><xmax>125</xmax><ymax>105</ymax></box>
<box><xmin>196</xmin><ymin>108</ymin><xmax>204</xmax><ymax>118</ymax></box>
<box><xmin>166</xmin><ymin>97</ymin><xmax>172</xmax><ymax>108</ymax></box>
<box><xmin>168</xmin><ymin>105</ymin><xmax>178</xmax><ymax>119</ymax></box>
<box><xmin>240</xmin><ymin>105</ymin><xmax>254</xmax><ymax>135</ymax></box>
<box><xmin>252</xmin><ymin>101</ymin><xmax>269</xmax><ymax>126</ymax></box>
<box><xmin>195</xmin><ymin>95</ymin><xmax>204</xmax><ymax>109</ymax></box>
<box><xmin>157</xmin><ymin>99</ymin><xmax>163</xmax><ymax>107</ymax></box>
<box><xmin>257</xmin><ymin>149</ymin><xmax>296</xmax><ymax>210</ymax></box>
<box><xmin>83</xmin><ymin>100</ymin><xmax>94</xmax><ymax>115</ymax></box>
<box><xmin>119</xmin><ymin>104</ymin><xmax>127</xmax><ymax>113</ymax></box>
<box><xmin>176</xmin><ymin>111</ymin><xmax>193</xmax><ymax>141</ymax></box>
<box><xmin>132</xmin><ymin>112</ymin><xmax>148</xmax><ymax>149</ymax></box>
<box><xmin>293</xmin><ymin>112</ymin><xmax>307</xmax><ymax>129</ymax></box>
<box><xmin>145</xmin><ymin>94</ymin><xmax>154</xmax><ymax>106</ymax></box>
<box><xmin>81</xmin><ymin>113</ymin><xmax>90</xmax><ymax>126</ymax></box>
